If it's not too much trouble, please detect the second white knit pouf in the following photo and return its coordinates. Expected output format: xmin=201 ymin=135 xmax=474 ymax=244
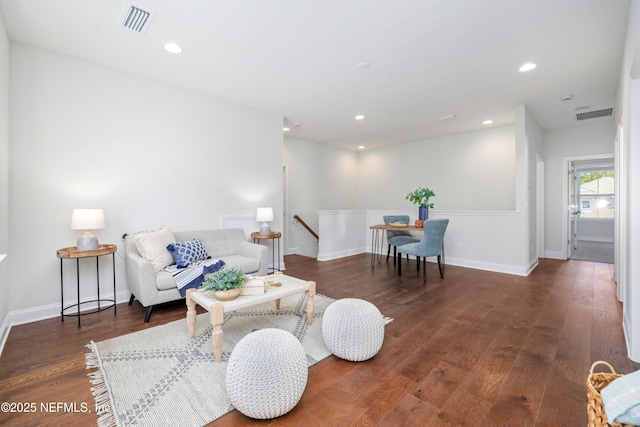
xmin=322 ymin=298 xmax=385 ymax=361
xmin=226 ymin=328 xmax=308 ymax=419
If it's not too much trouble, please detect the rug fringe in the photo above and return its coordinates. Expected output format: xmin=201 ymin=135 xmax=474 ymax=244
xmin=85 ymin=341 xmax=117 ymax=427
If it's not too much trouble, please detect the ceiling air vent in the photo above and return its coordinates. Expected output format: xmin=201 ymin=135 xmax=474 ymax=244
xmin=121 ymin=5 xmax=152 ymax=33
xmin=576 ymin=108 xmax=613 ymax=121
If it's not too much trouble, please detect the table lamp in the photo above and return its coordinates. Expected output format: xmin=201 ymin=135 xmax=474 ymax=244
xmin=256 ymin=207 xmax=273 ymax=235
xmin=71 ymin=208 xmax=105 ymax=250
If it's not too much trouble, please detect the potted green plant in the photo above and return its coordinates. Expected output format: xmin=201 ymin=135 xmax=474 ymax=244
xmin=202 ymin=267 xmax=248 ymax=301
xmin=406 ymin=187 xmax=436 ymax=220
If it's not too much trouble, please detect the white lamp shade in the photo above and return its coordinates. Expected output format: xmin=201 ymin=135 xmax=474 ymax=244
xmin=70 ymin=209 xmax=105 ymax=230
xmin=256 ymin=207 xmax=274 ymax=222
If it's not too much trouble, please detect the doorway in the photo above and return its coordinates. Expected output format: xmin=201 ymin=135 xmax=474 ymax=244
xmin=563 ymin=154 xmax=615 ymax=263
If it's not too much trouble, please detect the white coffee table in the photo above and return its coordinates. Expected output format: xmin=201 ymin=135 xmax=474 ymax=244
xmin=186 ymin=273 xmax=316 ymax=363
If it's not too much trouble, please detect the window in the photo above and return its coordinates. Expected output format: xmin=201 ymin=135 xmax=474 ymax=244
xmin=578 ymin=170 xmax=614 ymax=219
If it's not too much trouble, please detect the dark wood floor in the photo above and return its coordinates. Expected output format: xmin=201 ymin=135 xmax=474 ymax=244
xmin=0 ymin=254 xmax=637 ymax=426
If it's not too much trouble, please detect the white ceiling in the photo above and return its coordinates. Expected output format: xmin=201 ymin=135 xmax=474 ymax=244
xmin=0 ymin=0 xmax=631 ymax=151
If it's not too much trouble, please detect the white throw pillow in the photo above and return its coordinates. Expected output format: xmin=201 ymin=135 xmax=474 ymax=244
xmin=132 ymin=225 xmax=176 ymax=272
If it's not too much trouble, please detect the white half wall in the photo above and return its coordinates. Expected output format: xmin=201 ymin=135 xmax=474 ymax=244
xmin=317 ymin=209 xmax=532 ymax=276
xmin=317 ymin=210 xmax=368 ymax=261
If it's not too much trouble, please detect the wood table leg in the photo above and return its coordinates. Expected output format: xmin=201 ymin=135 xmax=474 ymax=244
xmin=210 ymin=303 xmax=224 ymax=363
xmin=186 ymin=289 xmax=197 ymax=339
xmin=306 ymin=281 xmax=316 ymax=325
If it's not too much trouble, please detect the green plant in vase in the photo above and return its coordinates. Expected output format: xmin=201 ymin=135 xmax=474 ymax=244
xmin=202 ymin=267 xmax=248 ymax=301
xmin=406 ymin=187 xmax=435 ymax=220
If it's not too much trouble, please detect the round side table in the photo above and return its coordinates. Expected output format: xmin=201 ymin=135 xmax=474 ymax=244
xmin=57 ymin=244 xmax=117 ymax=327
xmin=251 ymin=231 xmax=281 ymax=272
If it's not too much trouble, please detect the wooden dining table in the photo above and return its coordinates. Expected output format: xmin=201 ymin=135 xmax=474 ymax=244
xmin=369 ymin=224 xmax=445 ymax=270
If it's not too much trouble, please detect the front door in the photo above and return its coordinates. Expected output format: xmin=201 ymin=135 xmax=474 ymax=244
xmin=568 ymin=162 xmax=579 ymax=258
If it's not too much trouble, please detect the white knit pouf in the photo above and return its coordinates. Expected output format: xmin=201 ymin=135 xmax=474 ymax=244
xmin=226 ymin=328 xmax=308 ymax=419
xmin=322 ymin=298 xmax=385 ymax=361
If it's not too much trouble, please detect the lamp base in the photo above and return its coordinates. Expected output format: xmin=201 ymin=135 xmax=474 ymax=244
xmin=77 ymin=235 xmax=99 ymax=251
xmin=260 ymin=224 xmax=271 ymax=236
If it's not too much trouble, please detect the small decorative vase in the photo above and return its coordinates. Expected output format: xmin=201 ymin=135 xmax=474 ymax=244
xmin=418 ymin=205 xmax=429 ymax=220
xmin=415 ymin=219 xmax=424 ymax=228
xmin=213 ymin=288 xmax=242 ymax=301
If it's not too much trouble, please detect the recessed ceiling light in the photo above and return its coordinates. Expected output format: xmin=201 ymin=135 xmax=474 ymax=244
xmin=358 ymin=145 xmax=365 ymax=150
xmin=483 ymin=120 xmax=493 ymax=125
xmin=440 ymin=114 xmax=456 ymax=121
xmin=283 ymin=127 xmax=290 ymax=132
xmin=164 ymin=42 xmax=182 ymax=54
xmin=357 ymin=62 xmax=370 ymax=70
xmin=560 ymin=95 xmax=574 ymax=101
xmin=355 ymin=115 xmax=365 ymax=120
xmin=519 ymin=63 xmax=536 ymax=72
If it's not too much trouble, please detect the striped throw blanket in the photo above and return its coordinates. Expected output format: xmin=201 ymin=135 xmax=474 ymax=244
xmin=165 ymin=258 xmax=225 ymax=296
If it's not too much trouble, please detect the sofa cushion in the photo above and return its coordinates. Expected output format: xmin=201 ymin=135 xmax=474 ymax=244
xmin=132 ymin=225 xmax=176 ymax=273
xmin=167 ymin=238 xmax=210 ymax=268
xmin=183 ymin=229 xmax=246 ymax=258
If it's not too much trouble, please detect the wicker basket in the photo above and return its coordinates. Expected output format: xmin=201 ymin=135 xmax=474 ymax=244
xmin=587 ymin=361 xmax=634 ymax=427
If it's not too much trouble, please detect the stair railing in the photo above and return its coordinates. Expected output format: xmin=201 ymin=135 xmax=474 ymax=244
xmin=293 ymin=215 xmax=319 ymax=241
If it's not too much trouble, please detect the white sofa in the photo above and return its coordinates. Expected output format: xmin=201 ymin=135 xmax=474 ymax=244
xmin=125 ymin=226 xmax=268 ymax=322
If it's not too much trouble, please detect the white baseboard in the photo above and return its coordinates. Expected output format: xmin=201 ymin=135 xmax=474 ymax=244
xmin=317 ymin=247 xmax=367 ymax=261
xmin=398 ymin=254 xmax=531 ymax=277
xmin=0 ymin=291 xmax=131 ymax=357
xmin=269 ymin=261 xmax=286 ymax=272
xmin=443 ymin=256 xmax=530 ymax=276
xmin=526 ymin=258 xmax=539 ymax=276
xmin=544 ymin=250 xmax=565 ymax=260
xmin=623 ymin=312 xmax=639 ymax=362
xmin=317 ymin=249 xmax=531 ymax=277
xmin=0 ymin=313 xmax=11 ymax=358
xmin=9 ymin=290 xmax=132 ymax=327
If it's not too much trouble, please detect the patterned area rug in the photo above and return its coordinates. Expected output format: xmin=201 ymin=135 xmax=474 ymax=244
xmin=86 ymin=293 xmax=341 ymax=427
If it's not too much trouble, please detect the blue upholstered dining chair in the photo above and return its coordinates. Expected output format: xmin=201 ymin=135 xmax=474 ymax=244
xmin=383 ymin=215 xmax=419 ymax=266
xmin=397 ymin=218 xmax=449 ymax=283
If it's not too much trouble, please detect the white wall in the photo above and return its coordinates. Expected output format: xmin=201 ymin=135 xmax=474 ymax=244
xmin=357 ymin=125 xmax=516 ymax=211
xmin=542 ymin=120 xmax=615 ymax=258
xmin=616 ymin=0 xmax=640 ymax=362
xmin=0 ymin=10 xmax=11 ymax=352
xmin=520 ymin=105 xmax=545 ymax=268
xmin=7 ymin=43 xmax=283 ymax=324
xmin=283 ymin=137 xmax=358 ymax=258
xmin=626 ymin=78 xmax=640 ymax=362
xmin=577 ymin=218 xmax=614 ymax=242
